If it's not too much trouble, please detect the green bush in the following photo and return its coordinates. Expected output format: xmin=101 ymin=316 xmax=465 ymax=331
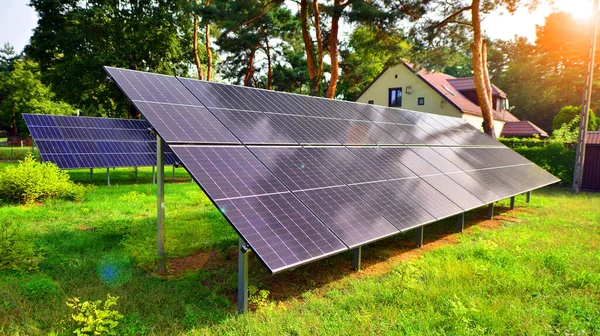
xmin=0 ymin=223 xmax=42 ymax=272
xmin=66 ymin=294 xmax=124 ymax=336
xmin=0 ymin=154 xmax=85 ymax=204
xmin=21 ymin=275 xmax=60 ymax=300
xmin=552 ymin=105 xmax=598 ymax=132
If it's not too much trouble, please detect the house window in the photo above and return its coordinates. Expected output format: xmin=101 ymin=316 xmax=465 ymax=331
xmin=388 ymin=88 xmax=402 ymax=107
xmin=368 ymin=100 xmax=374 ymax=105
xmin=418 ymin=97 xmax=425 ymax=105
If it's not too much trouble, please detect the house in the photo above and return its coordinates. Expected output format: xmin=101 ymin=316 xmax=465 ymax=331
xmin=355 ymin=61 xmax=520 ymax=138
xmin=501 ymin=121 xmax=549 ymax=138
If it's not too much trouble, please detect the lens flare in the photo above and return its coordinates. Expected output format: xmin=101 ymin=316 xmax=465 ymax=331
xmin=97 ymin=252 xmax=133 ymax=286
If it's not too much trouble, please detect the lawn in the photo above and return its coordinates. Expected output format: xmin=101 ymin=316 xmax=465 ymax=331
xmin=0 ymin=160 xmax=598 ymax=335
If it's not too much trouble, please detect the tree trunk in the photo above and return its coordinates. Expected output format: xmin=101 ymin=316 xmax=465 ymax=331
xmin=244 ymin=48 xmax=256 ymax=86
xmin=205 ymin=24 xmax=212 ymax=81
xmin=313 ymin=0 xmax=324 ymax=94
xmin=470 ymin=0 xmax=495 ymax=138
xmin=325 ymin=0 xmax=342 ymax=98
xmin=266 ymin=40 xmax=273 ymax=90
xmin=192 ymin=0 xmax=203 ymax=80
xmin=205 ymin=0 xmax=212 ymax=81
xmin=300 ymin=0 xmax=320 ymax=96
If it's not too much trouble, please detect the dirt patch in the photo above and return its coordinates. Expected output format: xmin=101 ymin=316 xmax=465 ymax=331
xmin=160 ymin=209 xmax=520 ymax=309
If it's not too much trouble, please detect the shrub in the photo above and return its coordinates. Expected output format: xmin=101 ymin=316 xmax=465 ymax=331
xmin=0 ymin=154 xmax=85 ymax=204
xmin=0 ymin=222 xmax=42 ymax=272
xmin=553 ymin=105 xmax=597 ymax=132
xmin=21 ymin=275 xmax=59 ymax=300
xmin=66 ymin=294 xmax=123 ymax=336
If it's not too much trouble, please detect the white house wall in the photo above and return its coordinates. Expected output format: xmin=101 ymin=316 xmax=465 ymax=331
xmin=356 ymin=65 xmax=463 ymax=118
xmin=462 ymin=113 xmax=506 ymax=138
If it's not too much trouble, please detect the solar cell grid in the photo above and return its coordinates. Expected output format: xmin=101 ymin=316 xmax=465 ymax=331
xmin=106 ymin=67 xmax=202 ymax=106
xmin=294 ymin=186 xmax=399 ymax=248
xmin=349 ymin=181 xmax=437 ymax=231
xmin=347 ymin=147 xmax=417 ymax=180
xmin=249 ymin=147 xmax=343 ymax=190
xmin=35 ymin=140 xmax=70 ymax=154
xmin=390 ymin=178 xmax=463 ymax=220
xmin=41 ymin=154 xmax=78 ymax=168
xmin=132 ymin=101 xmax=239 ymax=144
xmin=172 ymin=146 xmax=288 ymax=200
xmin=444 ymin=171 xmax=502 ymax=204
xmin=466 ymin=169 xmax=516 ymax=198
xmin=266 ymin=114 xmax=343 ymax=145
xmin=420 ymin=174 xmax=485 ymax=211
xmin=216 ymin=192 xmax=347 ymax=273
xmin=304 ymin=147 xmax=390 ymax=184
xmin=418 ymin=126 xmax=460 ymax=145
xmin=387 ymin=147 xmax=442 ymax=176
xmin=30 ymin=126 xmax=63 ymax=139
xmin=410 ymin=147 xmax=462 ymax=173
xmin=209 ymin=109 xmax=297 ymax=145
xmin=372 ymin=123 xmax=426 ymax=145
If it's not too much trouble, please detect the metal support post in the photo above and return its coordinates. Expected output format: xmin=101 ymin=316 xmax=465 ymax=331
xmin=415 ymin=226 xmax=424 ymax=248
xmin=457 ymin=213 xmax=465 ymax=232
xmin=238 ymin=238 xmax=249 ymax=314
xmin=510 ymin=196 xmax=515 ymax=210
xmin=526 ymin=191 xmax=531 ymax=203
xmin=172 ymin=165 xmax=175 ymax=182
xmin=106 ymin=168 xmax=110 ymax=186
xmin=134 ymin=167 xmax=138 ymax=182
xmin=90 ymin=168 xmax=93 ymax=184
xmin=152 ymin=166 xmax=156 ymax=185
xmin=352 ymin=247 xmax=362 ymax=271
xmin=157 ymin=136 xmax=165 ymax=274
xmin=487 ymin=203 xmax=494 ymax=219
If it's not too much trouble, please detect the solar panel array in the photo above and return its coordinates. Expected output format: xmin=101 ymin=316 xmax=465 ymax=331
xmin=23 ymin=114 xmax=176 ymax=169
xmin=105 ymin=66 xmax=559 ymax=274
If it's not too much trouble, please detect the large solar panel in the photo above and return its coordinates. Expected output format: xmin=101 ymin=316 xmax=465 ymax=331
xmin=23 ymin=114 xmax=176 ymax=169
xmin=106 ymin=66 xmax=560 ymax=274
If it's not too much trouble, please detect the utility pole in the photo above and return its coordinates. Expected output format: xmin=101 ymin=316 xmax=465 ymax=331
xmin=573 ymin=0 xmax=599 ymax=193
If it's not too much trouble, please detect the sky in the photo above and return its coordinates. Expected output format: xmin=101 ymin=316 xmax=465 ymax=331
xmin=0 ymin=0 xmax=596 ymax=54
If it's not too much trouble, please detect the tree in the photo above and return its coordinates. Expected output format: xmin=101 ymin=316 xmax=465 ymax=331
xmin=207 ymin=0 xmax=298 ymax=88
xmin=337 ymin=25 xmax=410 ymax=101
xmin=417 ymin=0 xmax=542 ymax=138
xmin=300 ymin=0 xmax=422 ymax=97
xmin=553 ymin=105 xmax=598 ymax=132
xmin=26 ymin=0 xmax=193 ymax=118
xmin=0 ymin=60 xmax=76 ymax=136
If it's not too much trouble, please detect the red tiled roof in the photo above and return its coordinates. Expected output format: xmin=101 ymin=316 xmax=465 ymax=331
xmin=501 ymin=121 xmax=549 ymax=138
xmin=446 ymin=78 xmax=507 ymax=98
xmin=411 ymin=65 xmax=519 ymax=122
xmin=587 ymin=131 xmax=600 ymax=144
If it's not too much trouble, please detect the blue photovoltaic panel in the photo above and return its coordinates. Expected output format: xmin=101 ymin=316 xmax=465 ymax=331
xmin=105 ymin=66 xmax=560 ymax=274
xmin=209 ymin=109 xmax=298 ymax=145
xmin=249 ymin=147 xmax=344 ymax=190
xmin=349 ymin=181 xmax=437 ymax=231
xmin=216 ymin=192 xmax=347 ymax=273
xmin=294 ymin=186 xmax=399 ymax=248
xmin=24 ymin=114 xmax=177 ymax=169
xmin=171 ymin=146 xmax=288 ymax=200
xmin=390 ymin=178 xmax=463 ymax=220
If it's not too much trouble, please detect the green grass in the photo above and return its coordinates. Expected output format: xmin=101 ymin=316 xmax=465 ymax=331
xmin=0 ymin=161 xmax=598 ymax=335
xmin=0 ymin=138 xmax=7 ymax=143
xmin=0 ymin=146 xmax=39 ymax=160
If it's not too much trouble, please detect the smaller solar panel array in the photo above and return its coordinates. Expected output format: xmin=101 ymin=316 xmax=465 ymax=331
xmin=23 ymin=114 xmax=176 ymax=169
